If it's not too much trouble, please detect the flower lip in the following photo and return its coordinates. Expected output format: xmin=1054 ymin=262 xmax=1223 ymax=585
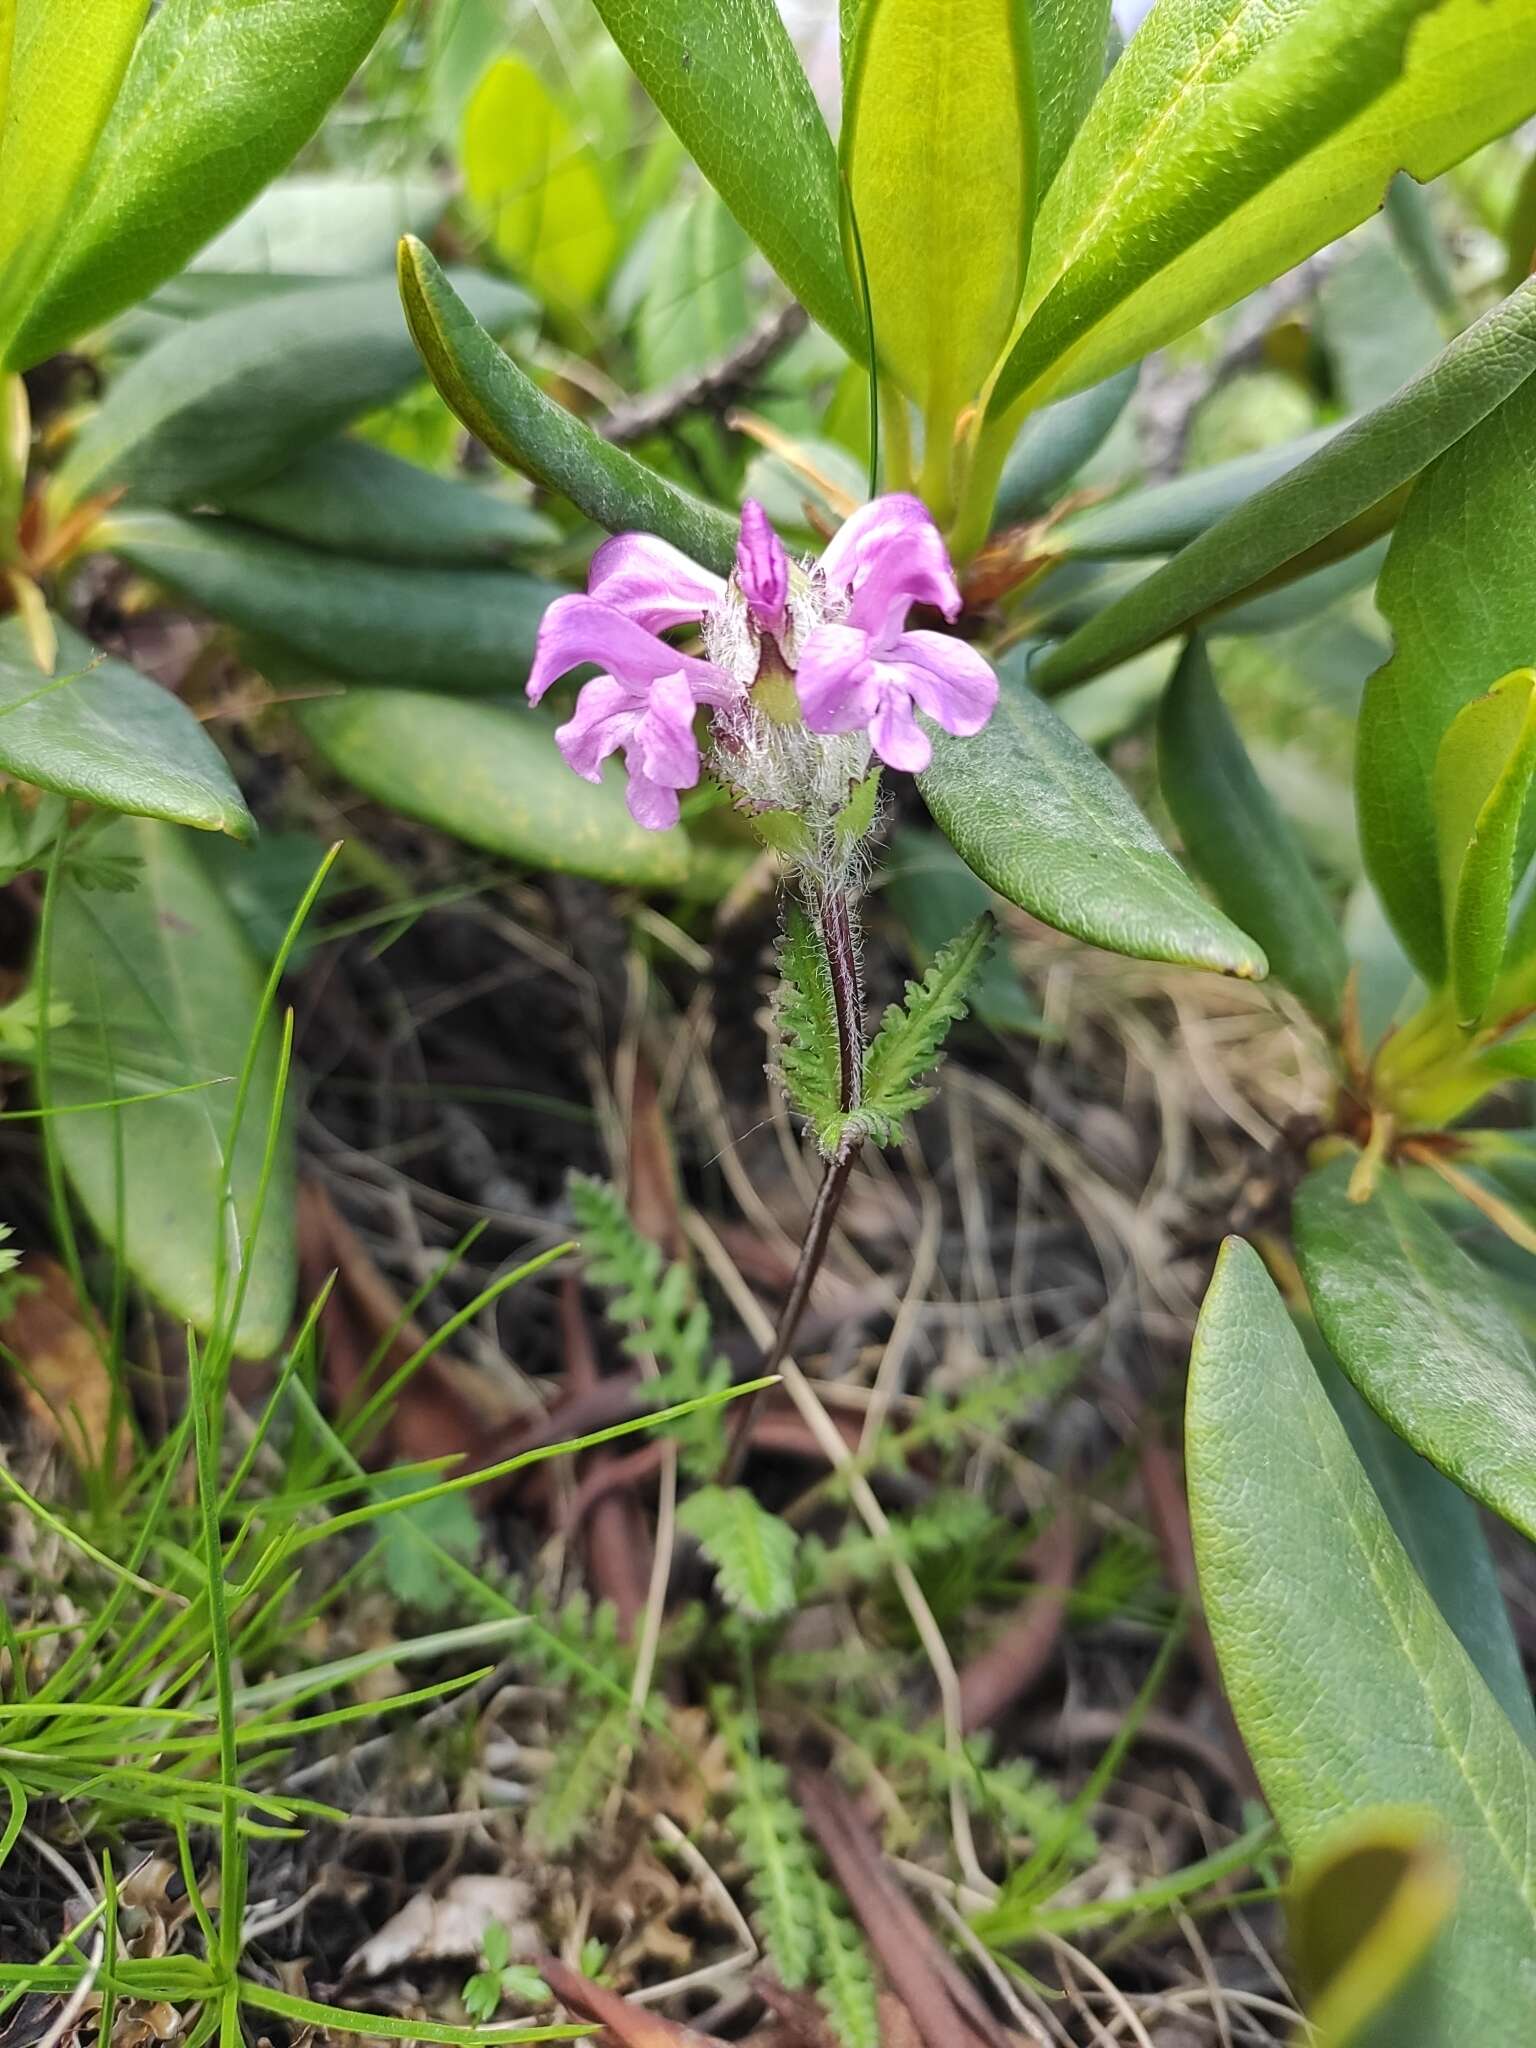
xmin=587 ymin=531 xmax=726 ymax=634
xmin=528 ymin=592 xmax=736 ymax=707
xmin=735 ymin=499 xmax=790 ymax=636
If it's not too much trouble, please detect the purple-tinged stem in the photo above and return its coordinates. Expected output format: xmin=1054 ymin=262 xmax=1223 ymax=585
xmin=720 ymin=883 xmax=866 ymax=1483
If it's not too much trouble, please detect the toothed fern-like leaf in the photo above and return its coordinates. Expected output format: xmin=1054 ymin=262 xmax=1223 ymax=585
xmin=679 ymin=1485 xmax=799 ymax=1621
xmin=857 ymin=913 xmax=992 ymax=1146
xmin=808 ymin=1873 xmax=881 ymax=2048
xmin=773 ymin=903 xmax=845 ymax=1152
xmin=721 ymin=1713 xmax=821 ymax=1987
xmin=528 ymin=1699 xmax=631 ymax=1853
xmin=568 ymin=1173 xmax=730 ymax=1473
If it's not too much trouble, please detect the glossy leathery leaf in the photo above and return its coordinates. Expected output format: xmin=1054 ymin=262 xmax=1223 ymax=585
xmin=992 ymin=365 xmax=1138 ymax=525
xmin=55 ymin=270 xmax=530 ymax=513
xmin=1358 ymin=371 xmax=1536 ymax=984
xmin=0 ymin=616 xmax=250 ymax=839
xmin=1316 ymin=234 xmax=1446 ymax=414
xmin=1316 ymin=1338 xmax=1536 ymax=1748
xmin=102 ymin=511 xmax=559 ymax=693
xmin=843 ymin=0 xmax=1033 ymax=437
xmin=296 ymin=689 xmax=688 ymax=890
xmin=1158 ymin=639 xmax=1345 ymax=1025
xmin=193 ymin=173 xmax=444 ymax=278
xmin=588 ymin=0 xmax=862 ymax=357
xmin=1052 ymin=425 xmax=1342 ymax=559
xmin=918 ymin=654 xmax=1266 ymax=978
xmin=1294 ymin=1156 xmax=1536 ymax=1545
xmin=1029 ymin=0 xmax=1113 ymax=196
xmin=462 ymin=56 xmax=618 ymax=309
xmin=0 ymin=0 xmax=146 ymax=363
xmin=1188 ymin=1238 xmax=1536 ymax=2035
xmin=993 ymin=0 xmax=1536 ymax=417
xmin=49 ymin=817 xmax=295 ymax=1357
xmin=398 ymin=237 xmax=740 ymax=575
xmin=1035 ymin=279 xmax=1536 ymax=691
xmin=217 ymin=439 xmax=558 ymax=565
xmin=636 ymin=189 xmax=751 ymax=389
xmin=10 ymin=0 xmax=396 ymax=372
xmin=1290 ymin=1815 xmax=1459 ymax=2047
xmin=1432 ymin=669 xmax=1536 ymax=1025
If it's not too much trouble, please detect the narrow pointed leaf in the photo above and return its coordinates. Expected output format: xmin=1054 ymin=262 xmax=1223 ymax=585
xmin=843 ymin=0 xmax=1034 ymax=429
xmin=49 ymin=817 xmax=295 ymax=1357
xmin=0 ymin=615 xmax=251 ymax=839
xmin=102 ymin=510 xmax=559 ymax=693
xmin=1358 ymin=370 xmax=1536 ymax=984
xmin=0 ymin=0 xmax=147 ymax=362
xmin=918 ymin=655 xmax=1266 ymax=977
xmin=296 ymin=689 xmax=689 ymax=890
xmin=8 ymin=0 xmax=396 ymax=371
xmin=1158 ymin=638 xmax=1345 ymax=1024
xmin=1187 ymin=1237 xmax=1536 ymax=2038
xmin=1035 ymin=279 xmax=1536 ymax=691
xmin=588 ymin=0 xmax=862 ymax=356
xmin=398 ymin=237 xmax=740 ymax=576
xmin=55 ymin=270 xmax=530 ymax=512
xmin=1294 ymin=1155 xmax=1536 ymax=1544
xmin=1433 ymin=669 xmax=1536 ymax=1025
xmin=994 ymin=0 xmax=1536 ymax=417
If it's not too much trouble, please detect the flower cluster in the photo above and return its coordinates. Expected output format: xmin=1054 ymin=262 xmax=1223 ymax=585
xmin=527 ymin=493 xmax=997 ymax=836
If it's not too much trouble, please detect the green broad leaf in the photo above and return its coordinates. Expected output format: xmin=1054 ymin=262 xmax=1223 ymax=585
xmin=216 ymin=438 xmax=558 ymax=566
xmin=1358 ymin=369 xmax=1536 ymax=985
xmin=191 ymin=173 xmax=445 ymax=278
xmin=462 ymin=56 xmax=618 ymax=310
xmin=7 ymin=0 xmax=397 ymax=372
xmin=1187 ymin=1238 xmax=1536 ymax=2036
xmin=993 ymin=0 xmax=1536 ymax=418
xmin=1158 ymin=638 xmax=1346 ymax=1026
xmin=992 ymin=365 xmax=1138 ymax=525
xmin=1315 ymin=1337 xmax=1536 ymax=1749
xmin=1034 ymin=278 xmax=1536 ymax=692
xmin=1316 ymin=234 xmax=1447 ymax=415
xmin=635 ymin=189 xmax=751 ymax=390
xmin=1432 ymin=669 xmax=1536 ymax=1026
xmin=858 ymin=912 xmax=992 ymax=1146
xmin=398 ymin=237 xmax=740 ymax=576
xmin=53 ymin=269 xmax=531 ymax=514
xmin=1294 ymin=1155 xmax=1536 ymax=1546
xmin=0 ymin=0 xmax=147 ymax=364
xmin=101 ymin=510 xmax=558 ymax=693
xmin=677 ymin=1486 xmax=799 ymax=1622
xmin=0 ymin=615 xmax=250 ymax=840
xmin=295 ymin=688 xmax=688 ymax=890
xmin=1290 ymin=1815 xmax=1460 ymax=2048
xmin=1029 ymin=0 xmax=1113 ymax=196
xmin=588 ymin=0 xmax=862 ymax=357
xmin=1050 ymin=424 xmax=1342 ymax=560
xmin=917 ymin=657 xmax=1267 ymax=978
xmin=843 ymin=0 xmax=1034 ymax=441
xmin=48 ymin=817 xmax=296 ymax=1357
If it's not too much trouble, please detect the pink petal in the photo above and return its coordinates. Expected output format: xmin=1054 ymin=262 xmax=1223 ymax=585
xmin=817 ymin=493 xmax=962 ymax=646
xmin=795 ymin=622 xmax=879 ymax=734
xmin=622 ymin=764 xmax=683 ymax=831
xmin=528 ymin=594 xmax=733 ymax=706
xmin=554 ymin=674 xmax=640 ymax=782
xmin=888 ymin=631 xmax=998 ymax=736
xmin=588 ymin=531 xmax=725 ymax=632
xmin=635 ymin=671 xmax=701 ymax=790
xmin=736 ymin=499 xmax=789 ymax=633
xmin=868 ymin=687 xmax=932 ymax=773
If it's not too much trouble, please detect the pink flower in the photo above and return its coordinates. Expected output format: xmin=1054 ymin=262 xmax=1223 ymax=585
xmin=797 ymin=495 xmax=996 ymax=773
xmin=527 ymin=494 xmax=996 ymax=829
xmin=528 ymin=589 xmax=736 ymax=830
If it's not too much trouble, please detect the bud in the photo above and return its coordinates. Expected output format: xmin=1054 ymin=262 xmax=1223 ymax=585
xmin=735 ymin=498 xmax=790 ymax=637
